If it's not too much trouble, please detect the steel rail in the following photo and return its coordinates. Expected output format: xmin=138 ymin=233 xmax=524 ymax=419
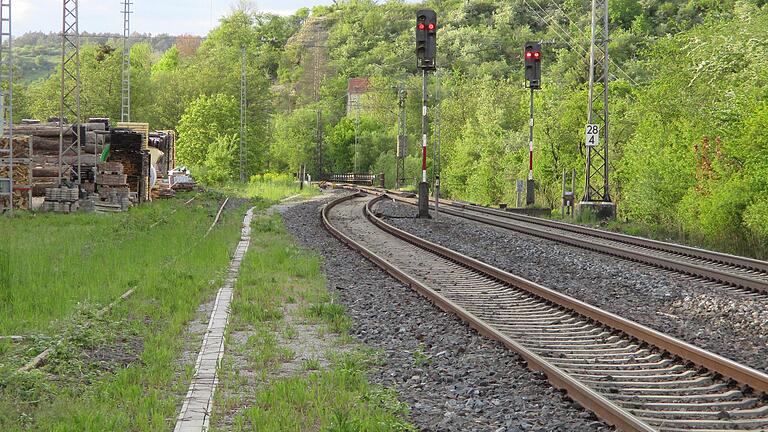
xmin=322 ymin=192 xmax=656 ymax=432
xmin=352 ymin=185 xmax=768 ymax=294
xmin=322 ymin=191 xmax=768 ymax=432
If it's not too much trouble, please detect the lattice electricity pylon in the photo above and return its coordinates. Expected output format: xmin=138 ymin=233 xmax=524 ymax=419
xmin=121 ymin=0 xmax=132 ymax=122
xmin=583 ymin=0 xmax=611 ymax=203
xmin=0 ymin=0 xmax=13 ymax=213
xmin=58 ymin=0 xmax=81 ymax=184
xmin=239 ymin=47 xmax=247 ymax=182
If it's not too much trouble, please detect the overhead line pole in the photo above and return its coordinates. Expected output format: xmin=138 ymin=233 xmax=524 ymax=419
xmin=59 ymin=0 xmax=81 ymax=185
xmin=581 ymin=0 xmax=615 ymax=218
xmin=0 ymin=0 xmax=13 ymax=213
xmin=239 ymin=46 xmax=247 ymax=182
xmin=120 ymin=0 xmax=132 ymax=122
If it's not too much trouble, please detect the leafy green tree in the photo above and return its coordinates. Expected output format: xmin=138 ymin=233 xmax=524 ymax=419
xmin=176 ymin=93 xmax=239 ymax=170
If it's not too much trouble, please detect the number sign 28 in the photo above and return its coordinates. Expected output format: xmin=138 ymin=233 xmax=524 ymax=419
xmin=585 ymin=124 xmax=600 ymax=147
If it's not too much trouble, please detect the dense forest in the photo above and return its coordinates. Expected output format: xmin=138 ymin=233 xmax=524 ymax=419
xmin=15 ymin=0 xmax=768 ymax=254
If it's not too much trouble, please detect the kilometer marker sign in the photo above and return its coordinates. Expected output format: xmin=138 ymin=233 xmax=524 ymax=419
xmin=585 ymin=124 xmax=600 ymax=147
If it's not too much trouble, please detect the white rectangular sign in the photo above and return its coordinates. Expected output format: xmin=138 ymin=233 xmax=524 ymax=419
xmin=585 ymin=124 xmax=600 ymax=147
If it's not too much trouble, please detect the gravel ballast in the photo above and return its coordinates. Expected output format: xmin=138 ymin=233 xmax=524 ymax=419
xmin=279 ymin=192 xmax=614 ymax=432
xmin=377 ymin=200 xmax=768 ymax=373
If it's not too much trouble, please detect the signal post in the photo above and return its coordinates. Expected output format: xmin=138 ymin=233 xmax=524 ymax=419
xmin=524 ymin=42 xmax=542 ymax=206
xmin=416 ymin=9 xmax=436 ymax=219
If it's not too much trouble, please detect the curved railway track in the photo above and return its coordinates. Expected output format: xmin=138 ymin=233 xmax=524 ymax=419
xmin=346 ymin=185 xmax=768 ymax=296
xmin=323 ymin=191 xmax=768 ymax=432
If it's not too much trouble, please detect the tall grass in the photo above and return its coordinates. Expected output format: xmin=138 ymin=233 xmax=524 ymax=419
xmin=0 ymin=184 xmax=311 ymax=431
xmin=212 ymin=213 xmax=413 ymax=431
xmin=217 ymin=173 xmax=319 ymax=202
xmin=0 ymin=196 xmax=229 ymax=334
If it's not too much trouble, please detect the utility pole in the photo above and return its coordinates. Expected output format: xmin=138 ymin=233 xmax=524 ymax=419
xmin=396 ymin=84 xmax=406 ymax=189
xmin=239 ymin=46 xmax=247 ymax=182
xmin=120 ymin=0 xmax=132 ymax=122
xmin=415 ymin=9 xmax=436 ymax=219
xmin=312 ymin=27 xmax=323 ymax=179
xmin=0 ymin=0 xmax=13 ymax=214
xmin=59 ymin=0 xmax=81 ymax=185
xmin=581 ymin=0 xmax=615 ymax=218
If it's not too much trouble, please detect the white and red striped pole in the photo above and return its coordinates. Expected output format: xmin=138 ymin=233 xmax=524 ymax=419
xmin=418 ymin=69 xmax=430 ymax=218
xmin=526 ymin=87 xmax=535 ymax=205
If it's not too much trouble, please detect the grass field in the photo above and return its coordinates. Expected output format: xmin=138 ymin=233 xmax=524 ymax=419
xmin=211 ymin=213 xmax=414 ymax=431
xmin=0 ymin=180 xmax=314 ymax=431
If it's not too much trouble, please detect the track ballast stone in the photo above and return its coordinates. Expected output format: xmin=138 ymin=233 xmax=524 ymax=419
xmin=377 ymin=200 xmax=768 ymax=373
xmin=278 ymin=191 xmax=614 ymax=432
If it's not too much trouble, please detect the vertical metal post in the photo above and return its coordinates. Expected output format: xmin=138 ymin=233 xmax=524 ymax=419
xmin=0 ymin=0 xmax=12 ymax=213
xmin=526 ymin=87 xmax=535 ymax=206
xmin=582 ymin=0 xmax=613 ymax=212
xmin=316 ymin=109 xmax=322 ymax=179
xmin=59 ymin=0 xmax=81 ymax=185
xmin=561 ymin=169 xmax=566 ymax=218
xmin=120 ymin=0 xmax=131 ymax=122
xmin=434 ymin=72 xmax=441 ymax=219
xmin=354 ymin=103 xmax=359 ymax=173
xmin=418 ymin=69 xmax=429 ymax=218
xmin=239 ymin=47 xmax=247 ymax=182
xmin=396 ymin=84 xmax=406 ymax=189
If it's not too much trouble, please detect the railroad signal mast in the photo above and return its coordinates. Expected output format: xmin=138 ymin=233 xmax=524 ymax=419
xmin=415 ymin=9 xmax=436 ymax=219
xmin=580 ymin=0 xmax=616 ymax=218
xmin=524 ymin=42 xmax=542 ymax=206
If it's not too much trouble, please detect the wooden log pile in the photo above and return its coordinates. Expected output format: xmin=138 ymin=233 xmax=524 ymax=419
xmin=14 ymin=122 xmax=107 ymax=196
xmin=0 ymin=136 xmax=32 ymax=210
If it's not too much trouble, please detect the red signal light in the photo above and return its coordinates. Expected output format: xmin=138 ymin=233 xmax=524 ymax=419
xmin=427 ymin=22 xmax=435 ymax=31
xmin=533 ymin=51 xmax=541 ymax=59
xmin=525 ymin=51 xmax=532 ymax=59
xmin=417 ymin=23 xmax=425 ymax=30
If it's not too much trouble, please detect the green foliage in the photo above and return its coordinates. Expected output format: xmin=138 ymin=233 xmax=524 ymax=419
xmin=14 ymin=0 xmax=768 ymax=254
xmin=176 ymin=93 xmax=239 ymax=170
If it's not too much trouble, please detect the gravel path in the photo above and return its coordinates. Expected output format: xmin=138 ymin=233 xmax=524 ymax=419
xmin=279 ymin=191 xmax=614 ymax=432
xmin=377 ymin=200 xmax=768 ymax=373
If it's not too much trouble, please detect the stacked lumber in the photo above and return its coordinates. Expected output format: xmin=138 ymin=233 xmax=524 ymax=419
xmin=14 ymin=122 xmax=107 ymax=196
xmin=41 ymin=187 xmax=80 ymax=213
xmin=115 ymin=122 xmax=149 ymax=150
xmin=0 ymin=136 xmax=32 ymax=158
xmin=0 ymin=136 xmax=32 ymax=210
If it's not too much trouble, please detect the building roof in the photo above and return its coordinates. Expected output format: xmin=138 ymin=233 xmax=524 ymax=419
xmin=347 ymin=77 xmax=370 ymax=94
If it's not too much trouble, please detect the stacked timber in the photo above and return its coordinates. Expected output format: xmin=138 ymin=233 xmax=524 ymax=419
xmin=0 ymin=136 xmax=33 ymax=210
xmin=14 ymin=122 xmax=107 ymax=196
xmin=108 ymin=129 xmax=150 ymax=204
xmin=41 ymin=187 xmax=80 ymax=213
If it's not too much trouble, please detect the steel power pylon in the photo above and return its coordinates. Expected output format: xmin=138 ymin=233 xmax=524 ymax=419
xmin=58 ymin=0 xmax=81 ymax=184
xmin=239 ymin=47 xmax=247 ymax=182
xmin=581 ymin=0 xmax=615 ymax=218
xmin=120 ymin=0 xmax=132 ymax=122
xmin=0 ymin=0 xmax=13 ymax=213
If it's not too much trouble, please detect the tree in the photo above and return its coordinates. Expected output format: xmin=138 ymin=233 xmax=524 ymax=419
xmin=176 ymin=93 xmax=239 ymax=170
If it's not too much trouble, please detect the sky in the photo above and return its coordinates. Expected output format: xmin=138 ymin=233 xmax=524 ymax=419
xmin=15 ymin=0 xmax=332 ymax=36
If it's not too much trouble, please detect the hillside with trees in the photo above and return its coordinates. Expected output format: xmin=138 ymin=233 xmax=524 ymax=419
xmin=17 ymin=0 xmax=768 ymax=255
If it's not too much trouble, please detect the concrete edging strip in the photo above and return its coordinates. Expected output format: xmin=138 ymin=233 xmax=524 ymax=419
xmin=173 ymin=206 xmax=256 ymax=432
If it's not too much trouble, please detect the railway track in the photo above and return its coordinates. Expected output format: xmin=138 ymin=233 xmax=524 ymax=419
xmin=348 ymin=186 xmax=768 ymax=296
xmin=323 ymin=192 xmax=768 ymax=432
